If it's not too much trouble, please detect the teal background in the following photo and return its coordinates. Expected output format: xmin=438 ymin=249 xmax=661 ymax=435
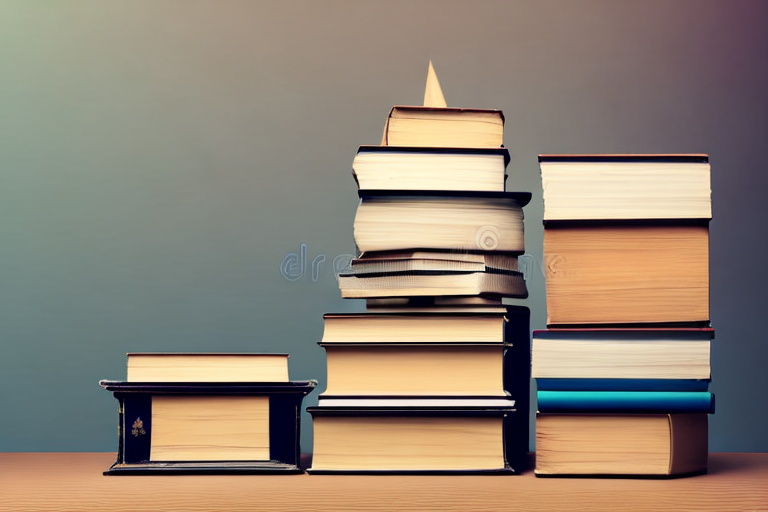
xmin=1 ymin=0 xmax=766 ymax=452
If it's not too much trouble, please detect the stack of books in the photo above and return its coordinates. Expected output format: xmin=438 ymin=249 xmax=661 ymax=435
xmin=308 ymin=63 xmax=532 ymax=474
xmin=100 ymin=353 xmax=317 ymax=474
xmin=533 ymin=154 xmax=713 ymax=477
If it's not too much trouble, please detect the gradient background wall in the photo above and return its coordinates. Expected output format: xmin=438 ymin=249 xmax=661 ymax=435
xmin=1 ymin=0 xmax=766 ymax=453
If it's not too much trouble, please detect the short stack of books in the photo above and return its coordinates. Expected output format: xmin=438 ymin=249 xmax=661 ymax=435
xmin=100 ymin=353 xmax=316 ymax=474
xmin=308 ymin=63 xmax=532 ymax=474
xmin=533 ymin=154 xmax=713 ymax=477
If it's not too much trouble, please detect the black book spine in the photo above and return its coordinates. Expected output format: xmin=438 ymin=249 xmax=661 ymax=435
xmin=117 ymin=392 xmax=153 ymax=464
xmin=503 ymin=306 xmax=531 ymax=470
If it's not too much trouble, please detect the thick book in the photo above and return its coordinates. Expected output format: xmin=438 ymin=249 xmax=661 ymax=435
xmin=320 ymin=343 xmax=509 ymax=397
xmin=125 ymin=353 xmax=290 ymax=383
xmin=536 ymin=390 xmax=715 ymax=413
xmin=382 ymin=106 xmax=505 ymax=148
xmin=307 ymin=398 xmax=519 ymax=474
xmin=535 ymin=413 xmax=708 ymax=476
xmin=539 ymin=154 xmax=711 ymax=220
xmin=543 ymin=222 xmax=709 ymax=325
xmin=99 ymin=380 xmax=317 ymax=474
xmin=354 ymin=190 xmax=530 ymax=254
xmin=352 ymin=146 xmax=510 ymax=192
xmin=532 ymin=328 xmax=712 ymax=380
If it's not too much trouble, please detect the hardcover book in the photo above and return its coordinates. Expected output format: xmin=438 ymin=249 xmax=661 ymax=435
xmin=532 ymin=328 xmax=712 ymax=380
xmin=539 ymin=154 xmax=711 ymax=221
xmin=382 ymin=105 xmax=505 ymax=148
xmin=535 ymin=413 xmax=708 ymax=476
xmin=308 ymin=399 xmax=520 ymax=474
xmin=353 ymin=146 xmax=510 ymax=192
xmin=100 ymin=380 xmax=317 ymax=474
xmin=126 ymin=353 xmax=290 ymax=382
xmin=543 ymin=222 xmax=709 ymax=325
xmin=354 ymin=190 xmax=530 ymax=254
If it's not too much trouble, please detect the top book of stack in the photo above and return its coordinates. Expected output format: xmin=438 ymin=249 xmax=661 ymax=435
xmin=381 ymin=63 xmax=504 ymax=149
xmin=382 ymin=106 xmax=505 ymax=148
xmin=540 ymin=154 xmax=711 ymax=221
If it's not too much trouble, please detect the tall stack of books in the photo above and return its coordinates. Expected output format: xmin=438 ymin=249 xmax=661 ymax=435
xmin=533 ymin=154 xmax=713 ymax=476
xmin=308 ymin=63 xmax=532 ymax=474
xmin=100 ymin=353 xmax=316 ymax=474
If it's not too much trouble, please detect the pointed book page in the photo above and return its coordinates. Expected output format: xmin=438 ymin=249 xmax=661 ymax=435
xmin=423 ymin=60 xmax=447 ymax=108
xmin=380 ymin=62 xmax=504 ymax=147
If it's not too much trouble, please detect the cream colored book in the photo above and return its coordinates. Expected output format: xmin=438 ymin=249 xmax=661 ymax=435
xmin=321 ymin=344 xmax=507 ymax=396
xmin=531 ymin=329 xmax=712 ymax=380
xmin=540 ymin=154 xmax=711 ymax=220
xmin=321 ymin=310 xmax=511 ymax=344
xmin=337 ymin=269 xmax=527 ymax=299
xmin=352 ymin=146 xmax=509 ymax=192
xmin=151 ymin=396 xmax=270 ymax=461
xmin=380 ymin=62 xmax=505 ymax=148
xmin=309 ymin=403 xmax=515 ymax=473
xmin=126 ymin=353 xmax=290 ymax=382
xmin=383 ymin=106 xmax=505 ymax=148
xmin=353 ymin=191 xmax=529 ymax=254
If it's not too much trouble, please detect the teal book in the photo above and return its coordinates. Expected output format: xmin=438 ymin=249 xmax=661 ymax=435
xmin=535 ymin=378 xmax=710 ymax=392
xmin=536 ymin=390 xmax=714 ymax=413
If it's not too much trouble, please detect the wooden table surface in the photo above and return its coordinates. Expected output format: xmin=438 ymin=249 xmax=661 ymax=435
xmin=1 ymin=452 xmax=766 ymax=512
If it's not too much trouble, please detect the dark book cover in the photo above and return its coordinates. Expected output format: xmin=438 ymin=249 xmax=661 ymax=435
xmin=358 ymin=189 xmax=531 ymax=207
xmin=538 ymin=154 xmax=709 ymax=164
xmin=100 ymin=380 xmax=316 ymax=475
xmin=307 ymin=401 xmax=518 ymax=475
xmin=356 ymin=145 xmax=511 ymax=165
xmin=533 ymin=328 xmax=715 ymax=341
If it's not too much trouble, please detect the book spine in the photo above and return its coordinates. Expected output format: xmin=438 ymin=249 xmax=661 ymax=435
xmin=117 ymin=392 xmax=153 ymax=464
xmin=503 ymin=306 xmax=530 ymax=468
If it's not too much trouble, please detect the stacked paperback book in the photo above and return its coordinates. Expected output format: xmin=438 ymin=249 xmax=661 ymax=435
xmin=533 ymin=154 xmax=713 ymax=476
xmin=308 ymin=63 xmax=532 ymax=474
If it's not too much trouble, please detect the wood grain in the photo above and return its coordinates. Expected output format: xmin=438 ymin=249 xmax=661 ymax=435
xmin=1 ymin=453 xmax=766 ymax=512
